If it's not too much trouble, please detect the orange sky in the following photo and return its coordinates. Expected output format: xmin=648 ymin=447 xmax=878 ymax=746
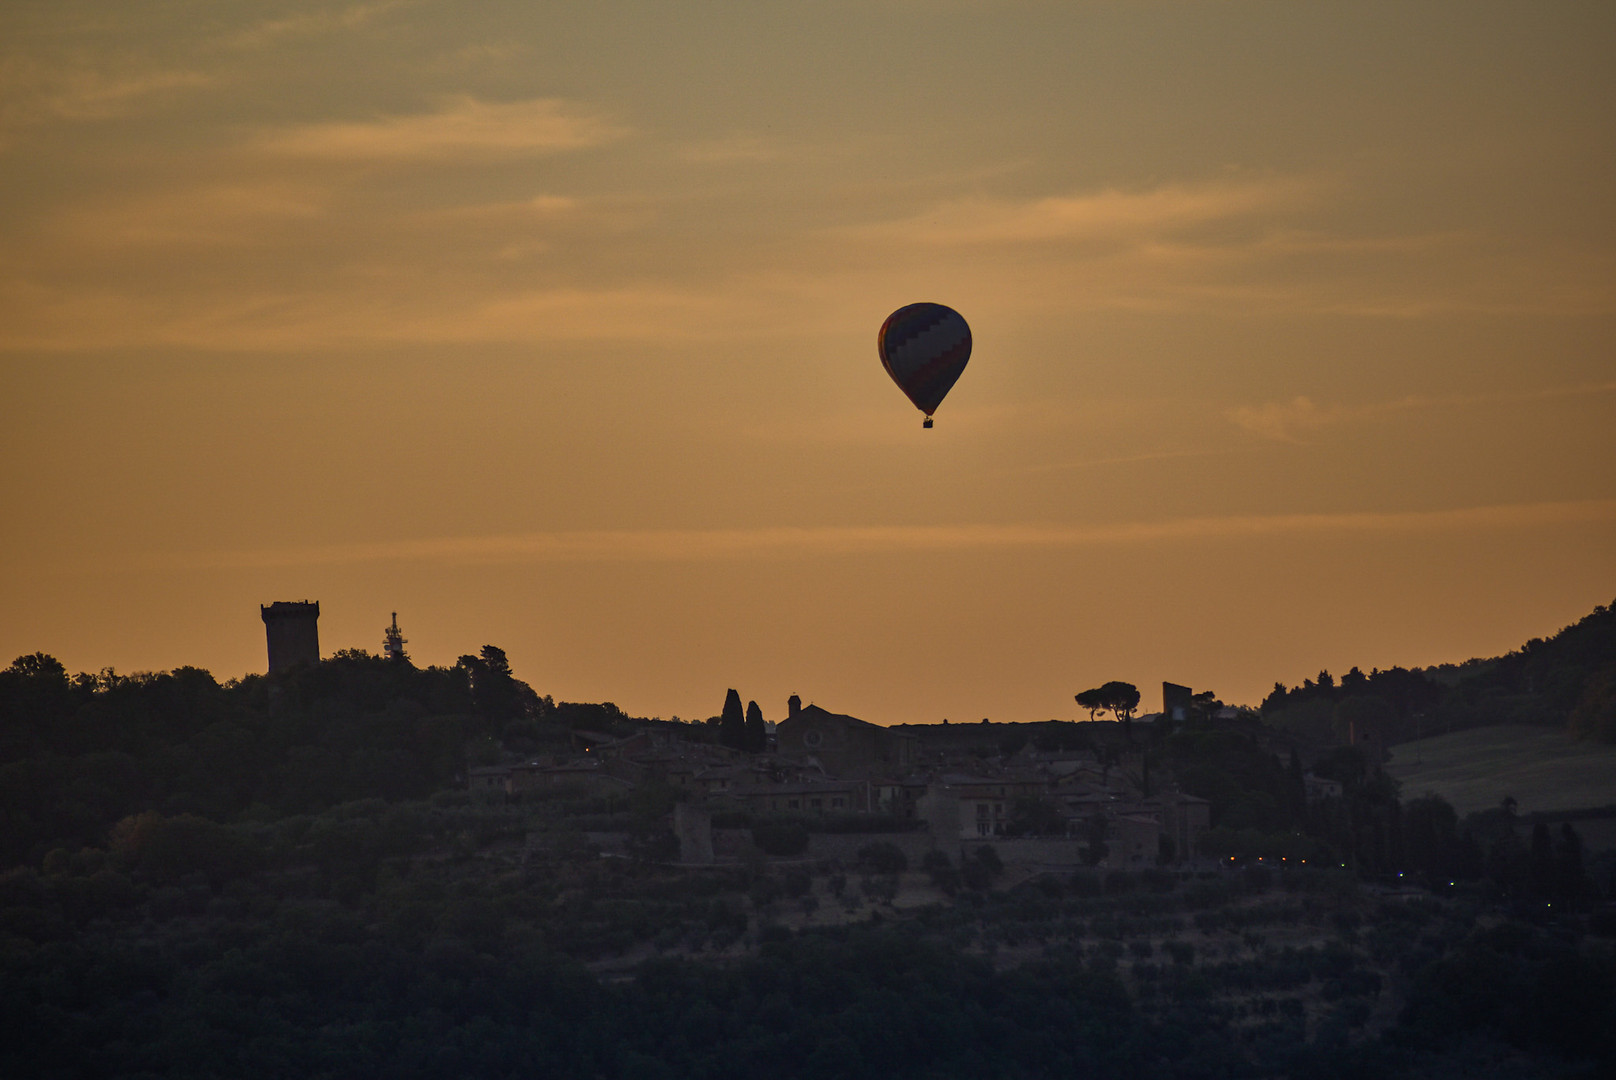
xmin=3 ymin=1 xmax=1613 ymax=723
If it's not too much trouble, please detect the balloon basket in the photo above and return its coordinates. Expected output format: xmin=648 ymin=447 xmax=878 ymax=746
xmin=923 ymin=417 xmax=933 ymax=429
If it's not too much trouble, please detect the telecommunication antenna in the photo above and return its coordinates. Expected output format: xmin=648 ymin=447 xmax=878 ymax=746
xmin=383 ymin=612 xmax=408 ymax=662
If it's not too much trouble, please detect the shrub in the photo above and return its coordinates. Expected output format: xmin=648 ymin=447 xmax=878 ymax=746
xmin=1104 ymin=870 xmax=1138 ymax=895
xmin=974 ymin=845 xmax=1003 ymax=875
xmin=861 ymin=875 xmax=899 ymax=903
xmin=960 ymin=851 xmax=1003 ymax=892
xmin=856 ymin=842 xmax=908 ymax=875
xmin=752 ymin=820 xmax=810 ymax=857
xmin=749 ymin=876 xmax=783 ymax=911
xmin=627 ymin=827 xmax=679 ymax=862
xmin=1070 ymin=870 xmax=1103 ymax=897
xmin=1138 ymin=868 xmax=1176 ymax=893
xmin=110 ymin=812 xmax=259 ymax=887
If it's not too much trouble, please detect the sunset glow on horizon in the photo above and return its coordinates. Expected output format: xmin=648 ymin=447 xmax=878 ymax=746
xmin=3 ymin=1 xmax=1613 ymax=723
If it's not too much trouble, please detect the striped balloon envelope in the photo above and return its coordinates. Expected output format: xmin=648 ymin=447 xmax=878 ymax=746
xmin=877 ymin=302 xmax=971 ymax=429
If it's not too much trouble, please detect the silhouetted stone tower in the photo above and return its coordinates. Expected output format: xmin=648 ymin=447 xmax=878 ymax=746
xmin=787 ymin=693 xmax=802 ymax=720
xmin=382 ymin=612 xmax=408 ymax=662
xmin=1162 ymin=681 xmax=1193 ymax=721
xmin=261 ymin=601 xmax=319 ymax=674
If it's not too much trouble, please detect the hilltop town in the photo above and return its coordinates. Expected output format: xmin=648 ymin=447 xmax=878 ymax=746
xmin=258 ymin=598 xmax=1292 ymax=879
xmin=471 ymin=694 xmax=1230 ymax=878
xmin=237 ymin=598 xmax=1616 ymax=888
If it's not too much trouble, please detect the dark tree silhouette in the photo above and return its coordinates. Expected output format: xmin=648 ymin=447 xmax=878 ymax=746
xmin=744 ymin=700 xmax=765 ymax=753
xmin=1556 ymin=823 xmax=1590 ymax=907
xmin=1075 ymin=687 xmax=1107 ymax=720
xmin=1530 ymin=822 xmax=1554 ymax=899
xmin=457 ymin=645 xmax=524 ymax=723
xmin=1099 ymin=681 xmax=1141 ymax=722
xmin=1075 ymin=682 xmax=1139 ymax=724
xmin=719 ymin=689 xmax=745 ymax=750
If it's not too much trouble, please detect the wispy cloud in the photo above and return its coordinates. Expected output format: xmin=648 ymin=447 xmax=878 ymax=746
xmin=852 ymin=176 xmax=1323 ymax=247
xmin=835 ymin=174 xmax=1616 ymax=319
xmin=1226 ymin=396 xmax=1331 ymax=443
xmin=229 ymin=1 xmax=405 ymax=50
xmin=134 ymin=500 xmax=1616 ymax=571
xmin=53 ymin=181 xmax=332 ymax=246
xmin=0 ymin=56 xmax=210 ymax=138
xmin=679 ymin=134 xmax=790 ymax=164
xmin=0 ymin=277 xmax=740 ymax=352
xmin=6 ymin=143 xmax=1609 ymax=354
xmin=1016 ymin=447 xmax=1238 ymax=475
xmin=256 ymin=96 xmax=627 ymax=161
xmin=1229 ymin=382 xmax=1616 ymax=442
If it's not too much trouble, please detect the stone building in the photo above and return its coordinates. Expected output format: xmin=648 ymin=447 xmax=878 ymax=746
xmin=733 ymin=779 xmax=868 ymax=815
xmin=774 ymin=703 xmax=918 ymax=779
xmin=1107 ymin=813 xmax=1162 ymax=866
xmin=1134 ymin=790 xmax=1211 ymax=863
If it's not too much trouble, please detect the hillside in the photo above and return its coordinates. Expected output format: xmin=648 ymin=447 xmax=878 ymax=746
xmin=3 ymin=627 xmax=1616 ymax=1078
xmin=1386 ymin=724 xmax=1616 ymax=818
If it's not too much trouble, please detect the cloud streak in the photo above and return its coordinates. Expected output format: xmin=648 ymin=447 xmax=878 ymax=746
xmin=255 ymin=96 xmax=626 ymax=161
xmin=1229 ymin=382 xmax=1616 ymax=442
xmin=0 ymin=57 xmax=210 ymax=139
xmin=851 ymin=176 xmax=1323 ymax=247
xmin=52 ymin=181 xmax=332 ymax=247
xmin=135 ymin=500 xmax=1616 ymax=571
xmin=229 ymin=2 xmax=405 ymax=50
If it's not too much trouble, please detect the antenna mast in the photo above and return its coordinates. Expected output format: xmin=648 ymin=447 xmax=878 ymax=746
xmin=383 ymin=612 xmax=408 ymax=662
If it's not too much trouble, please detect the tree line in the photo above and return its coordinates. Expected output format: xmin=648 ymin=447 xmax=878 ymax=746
xmin=0 ymin=647 xmax=553 ymax=868
xmin=1260 ymin=599 xmax=1616 ymax=743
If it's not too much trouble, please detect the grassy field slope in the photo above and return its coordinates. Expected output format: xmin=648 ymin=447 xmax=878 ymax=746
xmin=1386 ymin=723 xmax=1616 ymax=818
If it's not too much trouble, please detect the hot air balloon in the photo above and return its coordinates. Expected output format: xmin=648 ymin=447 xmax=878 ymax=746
xmin=877 ymin=302 xmax=971 ymax=428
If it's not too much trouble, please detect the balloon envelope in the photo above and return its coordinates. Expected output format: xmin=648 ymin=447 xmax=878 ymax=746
xmin=878 ymin=302 xmax=971 ymax=419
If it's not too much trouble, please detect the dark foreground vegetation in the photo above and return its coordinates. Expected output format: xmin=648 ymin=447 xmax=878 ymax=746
xmin=4 ymin=798 xmax=1614 ymax=1079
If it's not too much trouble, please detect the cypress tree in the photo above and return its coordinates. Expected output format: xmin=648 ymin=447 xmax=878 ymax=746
xmin=1530 ymin=822 xmax=1555 ymax=899
xmin=720 ymin=689 xmax=745 ymax=749
xmin=1287 ymin=747 xmax=1306 ymax=826
xmin=745 ymin=700 xmax=766 ymax=753
xmin=1556 ymin=823 xmax=1587 ymax=906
